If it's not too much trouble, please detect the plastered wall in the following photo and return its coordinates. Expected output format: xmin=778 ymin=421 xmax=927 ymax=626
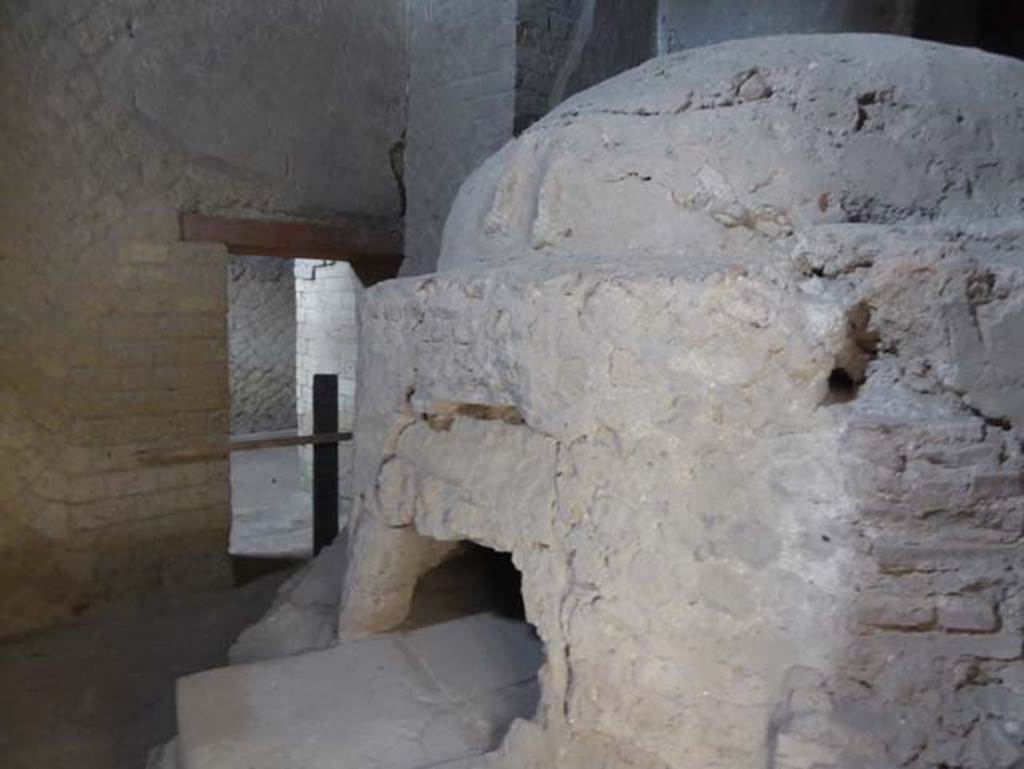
xmin=228 ymin=256 xmax=296 ymax=437
xmin=0 ymin=0 xmax=405 ymax=638
xmin=294 ymin=260 xmax=359 ymax=521
xmin=401 ymin=0 xmax=518 ymax=278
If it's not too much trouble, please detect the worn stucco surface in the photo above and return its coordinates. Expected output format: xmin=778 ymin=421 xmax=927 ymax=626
xmin=340 ymin=36 xmax=1024 ymax=768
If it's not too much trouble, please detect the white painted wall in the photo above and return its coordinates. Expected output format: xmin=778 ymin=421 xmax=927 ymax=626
xmin=294 ymin=260 xmax=359 ymax=521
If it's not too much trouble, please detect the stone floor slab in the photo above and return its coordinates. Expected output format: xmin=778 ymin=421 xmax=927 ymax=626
xmin=177 ymin=613 xmax=542 ymax=769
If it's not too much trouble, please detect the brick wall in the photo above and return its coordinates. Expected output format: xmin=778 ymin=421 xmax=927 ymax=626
xmin=227 ymin=256 xmax=296 ymax=436
xmin=835 ymin=406 xmax=1024 ymax=763
xmin=294 ymin=261 xmax=359 ymax=521
xmin=0 ymin=0 xmax=405 ymax=638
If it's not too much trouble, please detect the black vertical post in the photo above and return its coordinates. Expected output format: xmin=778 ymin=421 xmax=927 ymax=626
xmin=312 ymin=374 xmax=339 ymax=555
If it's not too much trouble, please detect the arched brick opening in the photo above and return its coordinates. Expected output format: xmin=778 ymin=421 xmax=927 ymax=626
xmin=403 ymin=541 xmax=529 ymax=629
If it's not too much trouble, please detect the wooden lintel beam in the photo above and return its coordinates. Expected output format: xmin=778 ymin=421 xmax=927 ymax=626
xmin=179 ymin=212 xmax=404 ymax=285
xmin=180 ymin=212 xmax=402 ymax=257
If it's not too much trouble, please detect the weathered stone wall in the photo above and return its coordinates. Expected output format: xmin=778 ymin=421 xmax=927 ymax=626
xmin=294 ymin=261 xmax=359 ymax=519
xmin=228 ymin=256 xmax=296 ymax=436
xmin=0 ymin=0 xmax=405 ymax=638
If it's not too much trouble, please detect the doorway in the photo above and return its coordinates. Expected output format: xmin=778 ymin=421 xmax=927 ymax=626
xmin=226 ymin=254 xmax=309 ymax=560
xmin=177 ymin=212 xmax=403 ymax=568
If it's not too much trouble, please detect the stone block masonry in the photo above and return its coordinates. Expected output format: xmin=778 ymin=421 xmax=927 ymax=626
xmin=0 ymin=0 xmax=405 ymax=638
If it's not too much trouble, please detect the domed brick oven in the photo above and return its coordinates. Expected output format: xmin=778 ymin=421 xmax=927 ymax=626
xmin=340 ymin=34 xmax=1024 ymax=769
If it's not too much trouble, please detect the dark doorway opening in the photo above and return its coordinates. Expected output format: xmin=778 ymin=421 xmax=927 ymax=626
xmin=977 ymin=1 xmax=1024 ymax=60
xmin=400 ymin=541 xmax=544 ymax=752
xmin=403 ymin=543 xmax=528 ymax=630
xmin=914 ymin=1 xmax=1024 ymax=60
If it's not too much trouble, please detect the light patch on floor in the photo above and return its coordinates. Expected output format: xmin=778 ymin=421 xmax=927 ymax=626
xmin=230 ymin=431 xmax=311 ymax=559
xmin=177 ymin=613 xmax=542 ymax=769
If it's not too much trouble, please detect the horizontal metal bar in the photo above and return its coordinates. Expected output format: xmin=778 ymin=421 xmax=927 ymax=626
xmin=136 ymin=432 xmax=353 ymax=466
xmin=231 ymin=432 xmax=353 ymax=451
